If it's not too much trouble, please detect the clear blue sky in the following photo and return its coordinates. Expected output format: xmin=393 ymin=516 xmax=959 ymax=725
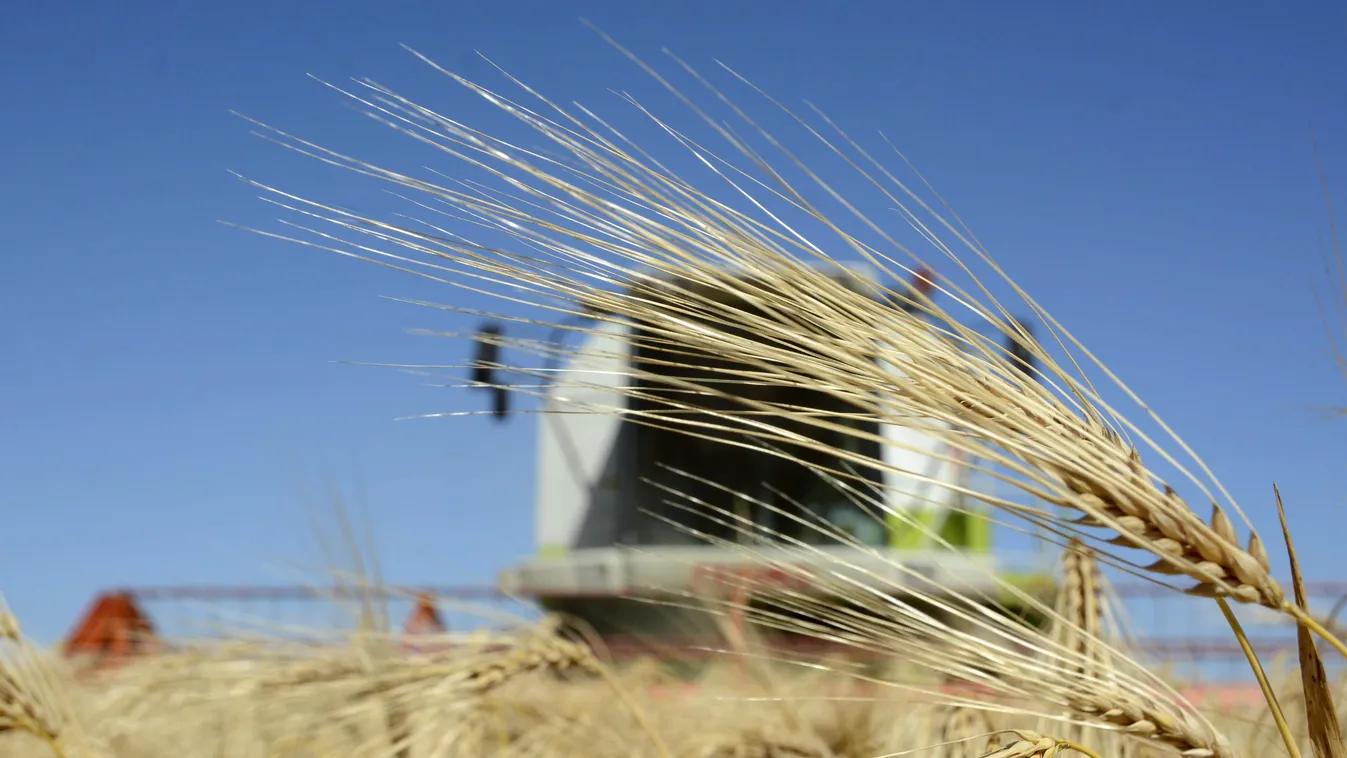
xmin=3 ymin=0 xmax=1347 ymax=647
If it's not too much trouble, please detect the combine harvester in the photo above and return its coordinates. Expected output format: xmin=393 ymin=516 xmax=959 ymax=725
xmin=476 ymin=262 xmax=1058 ymax=665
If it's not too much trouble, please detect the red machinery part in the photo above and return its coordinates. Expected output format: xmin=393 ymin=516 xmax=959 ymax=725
xmin=403 ymin=591 xmax=447 ymax=635
xmin=63 ymin=591 xmax=158 ymax=661
xmin=910 ymin=265 xmax=936 ymax=296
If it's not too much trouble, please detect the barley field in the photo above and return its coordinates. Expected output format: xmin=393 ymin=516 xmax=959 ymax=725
xmin=0 ymin=556 xmax=1340 ymax=758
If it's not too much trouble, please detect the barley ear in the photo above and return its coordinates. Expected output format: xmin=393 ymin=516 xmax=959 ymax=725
xmin=1275 ymin=484 xmax=1346 ymax=758
xmin=981 ymin=731 xmax=1103 ymax=758
xmin=1209 ymin=503 xmax=1237 ymax=544
xmin=1248 ymin=531 xmax=1272 ymax=573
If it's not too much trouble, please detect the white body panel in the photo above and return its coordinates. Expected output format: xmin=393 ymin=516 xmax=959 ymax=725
xmin=536 ymin=323 xmax=970 ymax=555
xmin=533 ymin=320 xmax=631 ymax=554
xmin=879 ymin=420 xmax=964 ymax=512
xmin=876 ymin=348 xmax=966 ymax=515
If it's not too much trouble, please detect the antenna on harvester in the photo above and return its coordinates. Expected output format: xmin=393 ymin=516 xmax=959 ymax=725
xmin=469 ymin=321 xmax=510 ymax=422
xmin=891 ymin=265 xmax=937 ymax=314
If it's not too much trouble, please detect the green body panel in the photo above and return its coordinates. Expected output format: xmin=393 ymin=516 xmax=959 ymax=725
xmin=885 ymin=507 xmax=993 ymax=554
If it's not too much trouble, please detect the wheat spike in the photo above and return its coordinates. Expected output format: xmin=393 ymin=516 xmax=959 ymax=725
xmin=458 ymin=634 xmax=600 ymax=694
xmin=1053 ymin=541 xmax=1104 ymax=670
xmin=982 ymin=730 xmax=1102 ymax=758
xmin=701 ymin=727 xmax=828 ymax=758
xmin=1039 ymin=540 xmax=1137 ymax=758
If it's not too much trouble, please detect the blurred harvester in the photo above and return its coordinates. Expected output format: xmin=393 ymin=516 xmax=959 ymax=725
xmin=471 ymin=262 xmax=1055 ymax=665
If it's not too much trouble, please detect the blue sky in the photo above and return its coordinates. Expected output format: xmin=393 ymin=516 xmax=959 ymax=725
xmin=3 ymin=0 xmax=1347 ymax=653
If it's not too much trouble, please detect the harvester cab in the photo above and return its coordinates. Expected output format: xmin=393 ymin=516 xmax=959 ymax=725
xmin=470 ymin=263 xmax=1055 ymax=657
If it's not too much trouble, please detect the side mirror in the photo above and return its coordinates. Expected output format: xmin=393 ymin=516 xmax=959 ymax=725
xmin=470 ymin=322 xmax=510 ymax=422
xmin=1005 ymin=318 xmax=1037 ymax=380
